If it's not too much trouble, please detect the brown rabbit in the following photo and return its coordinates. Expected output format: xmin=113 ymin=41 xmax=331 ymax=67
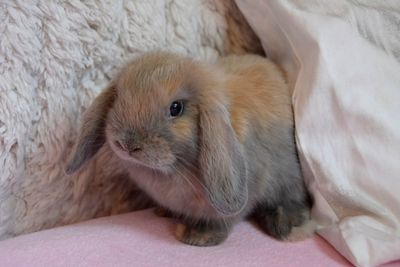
xmin=66 ymin=52 xmax=313 ymax=246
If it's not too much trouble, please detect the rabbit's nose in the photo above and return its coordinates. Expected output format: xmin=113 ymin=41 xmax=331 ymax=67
xmin=115 ymin=139 xmax=142 ymax=153
xmin=116 ymin=129 xmax=145 ymax=153
xmin=128 ymin=144 xmax=143 ymax=154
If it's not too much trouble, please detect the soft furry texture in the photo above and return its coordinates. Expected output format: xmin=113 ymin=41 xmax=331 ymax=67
xmin=65 ymin=52 xmax=311 ymax=246
xmin=0 ymin=0 xmax=262 ymax=239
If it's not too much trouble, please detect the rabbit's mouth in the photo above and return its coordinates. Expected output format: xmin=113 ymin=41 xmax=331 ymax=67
xmin=108 ymin=137 xmax=177 ymax=171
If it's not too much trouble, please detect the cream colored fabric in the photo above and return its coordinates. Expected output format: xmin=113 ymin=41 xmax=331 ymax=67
xmin=236 ymin=1 xmax=400 ymax=266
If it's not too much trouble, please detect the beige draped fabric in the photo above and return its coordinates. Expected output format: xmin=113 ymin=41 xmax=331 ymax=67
xmin=236 ymin=1 xmax=400 ymax=266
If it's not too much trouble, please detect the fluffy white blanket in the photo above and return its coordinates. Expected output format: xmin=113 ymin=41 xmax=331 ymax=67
xmin=0 ymin=0 xmax=262 ymax=239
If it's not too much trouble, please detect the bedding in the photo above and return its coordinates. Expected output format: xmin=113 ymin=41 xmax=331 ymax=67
xmin=0 ymin=209 xmax=353 ymax=267
xmin=235 ymin=1 xmax=400 ymax=266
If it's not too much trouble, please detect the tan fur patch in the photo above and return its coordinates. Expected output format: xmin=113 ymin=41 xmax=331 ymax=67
xmin=285 ymin=219 xmax=317 ymax=242
xmin=190 ymin=231 xmax=211 ymax=246
xmin=219 ymin=55 xmax=292 ymax=142
xmin=171 ymin=117 xmax=195 ymax=142
xmin=175 ymin=223 xmax=187 ymax=240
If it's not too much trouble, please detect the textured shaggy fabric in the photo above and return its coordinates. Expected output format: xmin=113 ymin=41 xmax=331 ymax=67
xmin=0 ymin=0 xmax=262 ymax=239
xmin=0 ymin=209 xmax=353 ymax=267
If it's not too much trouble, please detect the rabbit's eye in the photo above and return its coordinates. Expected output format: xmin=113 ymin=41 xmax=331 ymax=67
xmin=169 ymin=100 xmax=184 ymax=117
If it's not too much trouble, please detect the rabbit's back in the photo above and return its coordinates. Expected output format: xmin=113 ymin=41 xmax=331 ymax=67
xmin=219 ymin=55 xmax=306 ymax=209
xmin=218 ymin=55 xmax=293 ymax=142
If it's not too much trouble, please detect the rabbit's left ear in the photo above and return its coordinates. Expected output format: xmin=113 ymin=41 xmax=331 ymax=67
xmin=198 ymin=100 xmax=248 ymax=216
xmin=65 ymin=85 xmax=116 ymax=174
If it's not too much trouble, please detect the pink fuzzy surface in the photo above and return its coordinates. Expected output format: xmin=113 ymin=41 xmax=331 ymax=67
xmin=0 ymin=209 xmax=396 ymax=267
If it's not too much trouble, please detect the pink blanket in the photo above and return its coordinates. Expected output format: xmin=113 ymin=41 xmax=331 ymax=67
xmin=0 ymin=209 xmax=356 ymax=267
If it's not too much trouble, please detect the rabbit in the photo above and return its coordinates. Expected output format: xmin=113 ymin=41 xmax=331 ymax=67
xmin=65 ymin=51 xmax=313 ymax=246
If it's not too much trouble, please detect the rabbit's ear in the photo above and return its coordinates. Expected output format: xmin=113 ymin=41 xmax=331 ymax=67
xmin=198 ymin=101 xmax=248 ymax=216
xmin=65 ymin=85 xmax=116 ymax=174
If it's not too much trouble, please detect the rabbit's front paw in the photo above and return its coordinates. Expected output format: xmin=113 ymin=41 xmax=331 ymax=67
xmin=175 ymin=223 xmax=228 ymax=246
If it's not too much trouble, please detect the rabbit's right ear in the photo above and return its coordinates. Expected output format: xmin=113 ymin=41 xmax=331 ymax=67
xmin=198 ymin=96 xmax=248 ymax=216
xmin=65 ymin=85 xmax=116 ymax=174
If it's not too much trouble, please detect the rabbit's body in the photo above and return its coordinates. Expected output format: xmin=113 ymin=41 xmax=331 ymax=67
xmin=123 ymin=161 xmax=218 ymax=220
xmin=66 ymin=52 xmax=312 ymax=246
